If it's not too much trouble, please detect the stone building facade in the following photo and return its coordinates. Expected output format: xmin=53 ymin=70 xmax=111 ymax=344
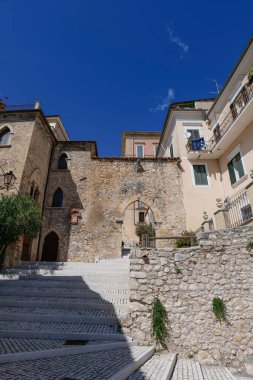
xmin=39 ymin=141 xmax=186 ymax=262
xmin=0 ymin=108 xmax=186 ymax=264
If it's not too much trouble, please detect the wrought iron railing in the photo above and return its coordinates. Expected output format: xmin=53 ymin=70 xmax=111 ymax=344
xmin=208 ymin=81 xmax=253 ymax=151
xmin=224 ymin=188 xmax=252 ymax=228
xmin=186 ymin=137 xmax=207 ymax=153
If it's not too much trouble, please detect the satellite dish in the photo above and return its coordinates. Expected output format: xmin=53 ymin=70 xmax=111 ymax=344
xmin=185 ymin=131 xmax=191 ymax=139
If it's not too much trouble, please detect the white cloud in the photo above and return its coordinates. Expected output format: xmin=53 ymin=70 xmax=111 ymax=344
xmin=166 ymin=26 xmax=189 ymax=54
xmin=150 ymin=88 xmax=175 ymax=112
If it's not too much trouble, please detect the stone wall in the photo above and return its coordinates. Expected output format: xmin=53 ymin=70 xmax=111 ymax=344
xmin=39 ymin=142 xmax=186 ymax=262
xmin=126 ymin=226 xmax=253 ymax=373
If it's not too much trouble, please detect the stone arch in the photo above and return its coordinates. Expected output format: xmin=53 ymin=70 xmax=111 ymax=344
xmin=41 ymin=231 xmax=59 ymax=262
xmin=121 ymin=197 xmax=156 ymax=249
xmin=52 ymin=188 xmax=63 ymax=207
xmin=0 ymin=126 xmax=11 ymax=145
xmin=58 ymin=153 xmax=68 ymax=169
xmin=120 ymin=195 xmax=158 ymax=219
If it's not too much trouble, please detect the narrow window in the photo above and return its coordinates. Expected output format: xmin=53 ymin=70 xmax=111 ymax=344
xmin=52 ymin=188 xmax=63 ymax=207
xmin=227 ymin=152 xmax=245 ymax=185
xmin=136 ymin=145 xmax=144 ymax=158
xmin=58 ymin=153 xmax=68 ymax=169
xmin=139 ymin=212 xmax=145 ymax=223
xmin=0 ymin=127 xmax=10 ymax=145
xmin=187 ymin=129 xmax=200 ymax=142
xmin=193 ymin=165 xmax=209 ymax=186
xmin=170 ymin=144 xmax=174 ymax=158
xmin=153 ymin=144 xmax=158 ymax=157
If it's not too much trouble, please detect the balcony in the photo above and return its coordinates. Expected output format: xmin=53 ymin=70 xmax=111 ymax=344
xmin=186 ymin=137 xmax=211 ymax=160
xmin=208 ymin=81 xmax=253 ymax=154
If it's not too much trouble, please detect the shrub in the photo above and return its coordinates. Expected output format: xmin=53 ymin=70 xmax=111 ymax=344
xmin=135 ymin=222 xmax=155 ymax=238
xmin=152 ymin=298 xmax=168 ymax=347
xmin=175 ymin=230 xmax=196 ymax=248
xmin=212 ymin=297 xmax=227 ymax=322
xmin=246 ymin=241 xmax=253 ymax=252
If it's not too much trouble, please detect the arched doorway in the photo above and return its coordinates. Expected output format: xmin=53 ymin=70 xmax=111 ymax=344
xmin=41 ymin=232 xmax=59 ymax=261
xmin=122 ymin=199 xmax=155 ymax=253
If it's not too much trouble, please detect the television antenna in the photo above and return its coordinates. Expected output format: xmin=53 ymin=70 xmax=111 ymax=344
xmin=207 ymin=78 xmax=220 ymax=95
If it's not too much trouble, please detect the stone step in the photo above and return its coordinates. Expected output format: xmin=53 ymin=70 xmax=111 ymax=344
xmin=0 ymin=289 xmax=129 ymax=304
xmin=0 ymin=320 xmax=120 ymax=335
xmin=0 ymin=312 xmax=120 ymax=326
xmin=0 ymin=305 xmax=121 ymax=319
xmin=0 ymin=278 xmax=129 ymax=290
xmin=171 ymin=359 xmax=204 ymax=380
xmin=0 ymin=345 xmax=153 ymax=380
xmin=128 ymin=352 xmax=177 ymax=380
xmin=0 ymin=340 xmax=137 ymax=364
xmin=0 ymin=296 xmax=129 ymax=314
xmin=5 ymin=267 xmax=129 ymax=275
xmin=201 ymin=365 xmax=240 ymax=379
xmin=0 ymin=286 xmax=129 ymax=300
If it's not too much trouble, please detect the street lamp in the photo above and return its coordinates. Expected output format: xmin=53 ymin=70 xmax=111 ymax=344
xmin=2 ymin=171 xmax=16 ymax=190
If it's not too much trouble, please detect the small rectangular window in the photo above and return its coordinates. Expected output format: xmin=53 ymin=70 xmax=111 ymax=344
xmin=170 ymin=144 xmax=174 ymax=158
xmin=136 ymin=145 xmax=144 ymax=158
xmin=139 ymin=212 xmax=145 ymax=223
xmin=193 ymin=165 xmax=209 ymax=186
xmin=227 ymin=152 xmax=245 ymax=185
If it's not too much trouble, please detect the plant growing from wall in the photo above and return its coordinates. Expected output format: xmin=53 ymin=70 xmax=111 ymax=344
xmin=175 ymin=230 xmax=197 ymax=248
xmin=246 ymin=241 xmax=253 ymax=252
xmin=0 ymin=194 xmax=42 ymax=267
xmin=151 ymin=298 xmax=168 ymax=348
xmin=174 ymin=265 xmax=182 ymax=274
xmin=212 ymin=297 xmax=227 ymax=322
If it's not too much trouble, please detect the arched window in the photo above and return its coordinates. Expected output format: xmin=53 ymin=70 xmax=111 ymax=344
xmin=58 ymin=153 xmax=68 ymax=169
xmin=52 ymin=188 xmax=63 ymax=207
xmin=0 ymin=127 xmax=10 ymax=145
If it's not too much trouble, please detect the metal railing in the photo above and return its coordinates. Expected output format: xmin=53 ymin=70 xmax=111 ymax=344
xmin=186 ymin=137 xmax=207 ymax=153
xmin=224 ymin=188 xmax=253 ymax=228
xmin=208 ymin=81 xmax=253 ymax=151
xmin=140 ymin=234 xmax=196 ymax=248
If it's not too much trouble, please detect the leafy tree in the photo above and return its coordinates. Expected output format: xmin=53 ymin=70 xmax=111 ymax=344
xmin=0 ymin=194 xmax=42 ymax=258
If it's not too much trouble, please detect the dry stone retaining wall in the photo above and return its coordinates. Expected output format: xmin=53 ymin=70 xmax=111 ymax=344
xmin=126 ymin=226 xmax=253 ymax=373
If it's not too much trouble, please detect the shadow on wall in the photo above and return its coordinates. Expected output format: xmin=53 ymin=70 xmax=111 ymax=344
xmin=0 ymin=263 xmax=151 ymax=379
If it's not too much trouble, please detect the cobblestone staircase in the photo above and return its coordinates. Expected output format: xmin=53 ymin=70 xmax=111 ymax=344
xmin=0 ymin=260 xmax=250 ymax=379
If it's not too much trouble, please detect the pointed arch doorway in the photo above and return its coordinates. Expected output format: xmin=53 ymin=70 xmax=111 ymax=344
xmin=41 ymin=232 xmax=59 ymax=261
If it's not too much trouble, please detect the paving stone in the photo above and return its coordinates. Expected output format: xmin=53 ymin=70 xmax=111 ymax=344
xmin=171 ymin=359 xmax=203 ymax=380
xmin=128 ymin=353 xmax=176 ymax=379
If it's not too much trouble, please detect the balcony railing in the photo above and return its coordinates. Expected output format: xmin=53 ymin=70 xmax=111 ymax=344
xmin=208 ymin=81 xmax=253 ymax=151
xmin=186 ymin=137 xmax=207 ymax=153
xmin=224 ymin=188 xmax=252 ymax=228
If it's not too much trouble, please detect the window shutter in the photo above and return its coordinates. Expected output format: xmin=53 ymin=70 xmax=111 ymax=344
xmin=228 ymin=160 xmax=236 ymax=185
xmin=235 ymin=153 xmax=245 ymax=178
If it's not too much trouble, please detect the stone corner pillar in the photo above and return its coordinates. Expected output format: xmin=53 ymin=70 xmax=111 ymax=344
xmin=214 ymin=209 xmax=229 ymax=230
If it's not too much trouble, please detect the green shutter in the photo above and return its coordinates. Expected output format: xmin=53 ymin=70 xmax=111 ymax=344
xmin=228 ymin=160 xmax=236 ymax=184
xmin=235 ymin=153 xmax=245 ymax=178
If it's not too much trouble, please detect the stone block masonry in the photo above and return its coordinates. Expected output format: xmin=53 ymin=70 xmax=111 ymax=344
xmin=125 ymin=226 xmax=253 ymax=373
xmin=39 ymin=143 xmax=186 ymax=262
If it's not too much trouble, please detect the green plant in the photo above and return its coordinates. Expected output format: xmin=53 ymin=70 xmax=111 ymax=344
xmin=175 ymin=230 xmax=197 ymax=248
xmin=248 ymin=65 xmax=253 ymax=83
xmin=212 ymin=297 xmax=227 ymax=322
xmin=135 ymin=222 xmax=155 ymax=238
xmin=152 ymin=298 xmax=168 ymax=347
xmin=175 ymin=265 xmax=182 ymax=274
xmin=0 ymin=194 xmax=42 ymax=264
xmin=246 ymin=241 xmax=253 ymax=252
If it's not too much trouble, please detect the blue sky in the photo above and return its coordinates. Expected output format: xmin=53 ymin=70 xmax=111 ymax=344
xmin=1 ymin=0 xmax=253 ymax=156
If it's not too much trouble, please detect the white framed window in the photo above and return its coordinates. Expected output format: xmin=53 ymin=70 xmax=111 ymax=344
xmin=136 ymin=144 xmax=144 ymax=158
xmin=191 ymin=163 xmax=210 ymax=187
xmin=153 ymin=144 xmax=158 ymax=157
xmin=169 ymin=144 xmax=174 ymax=158
xmin=227 ymin=152 xmax=245 ymax=185
xmin=186 ymin=128 xmax=201 ymax=142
